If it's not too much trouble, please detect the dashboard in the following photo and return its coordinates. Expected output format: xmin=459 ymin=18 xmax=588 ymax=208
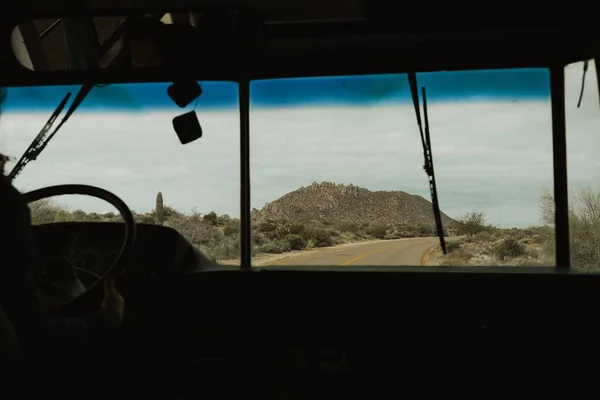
xmin=32 ymin=222 xmax=207 ymax=295
xmin=29 ymin=225 xmax=600 ymax=391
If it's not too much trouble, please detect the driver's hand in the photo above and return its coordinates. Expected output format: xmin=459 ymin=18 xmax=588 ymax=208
xmin=102 ymin=276 xmax=124 ymax=322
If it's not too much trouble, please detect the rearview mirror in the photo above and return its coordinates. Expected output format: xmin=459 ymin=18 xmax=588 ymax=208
xmin=11 ymin=9 xmax=264 ymax=72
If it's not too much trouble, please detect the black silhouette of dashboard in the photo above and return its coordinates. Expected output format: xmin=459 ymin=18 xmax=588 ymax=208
xmin=32 ymin=222 xmax=203 ymax=293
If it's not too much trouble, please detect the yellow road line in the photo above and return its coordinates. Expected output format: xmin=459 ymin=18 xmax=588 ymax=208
xmin=341 ymin=247 xmax=388 ymax=266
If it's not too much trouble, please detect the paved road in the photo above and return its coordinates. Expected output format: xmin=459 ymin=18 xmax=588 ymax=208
xmin=265 ymin=237 xmax=440 ymax=266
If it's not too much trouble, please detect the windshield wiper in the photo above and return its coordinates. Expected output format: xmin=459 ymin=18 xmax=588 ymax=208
xmin=8 ymin=84 xmax=93 ymax=183
xmin=407 ymin=72 xmax=447 ymax=255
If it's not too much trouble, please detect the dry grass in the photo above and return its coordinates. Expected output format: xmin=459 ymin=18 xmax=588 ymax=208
xmin=428 ymin=227 xmax=555 ymax=267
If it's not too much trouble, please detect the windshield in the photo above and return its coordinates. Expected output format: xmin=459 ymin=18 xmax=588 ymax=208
xmin=1 ymin=81 xmax=241 ymax=264
xmin=565 ymin=60 xmax=600 ymax=271
xmin=250 ymin=68 xmax=558 ymax=268
xmin=3 ymin=66 xmax=595 ymax=270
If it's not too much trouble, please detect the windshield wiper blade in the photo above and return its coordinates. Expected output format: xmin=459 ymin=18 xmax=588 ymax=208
xmin=7 ymin=92 xmax=72 ymax=182
xmin=8 ymin=84 xmax=93 ymax=183
xmin=407 ymin=72 xmax=447 ymax=255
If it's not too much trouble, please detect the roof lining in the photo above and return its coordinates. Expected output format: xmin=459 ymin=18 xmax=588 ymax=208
xmin=2 ymin=8 xmax=599 ymax=85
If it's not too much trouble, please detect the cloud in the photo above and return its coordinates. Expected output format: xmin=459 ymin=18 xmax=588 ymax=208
xmin=250 ymin=101 xmax=554 ymax=227
xmin=1 ymin=61 xmax=598 ymax=228
xmin=1 ymin=109 xmax=240 ymax=216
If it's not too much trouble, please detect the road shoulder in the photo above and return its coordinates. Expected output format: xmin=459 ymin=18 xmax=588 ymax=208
xmin=420 ymin=244 xmax=440 ymax=266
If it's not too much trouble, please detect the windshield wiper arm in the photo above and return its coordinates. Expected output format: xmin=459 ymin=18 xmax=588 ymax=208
xmin=8 ymin=84 xmax=93 ymax=183
xmin=407 ymin=72 xmax=447 ymax=255
xmin=7 ymin=92 xmax=71 ymax=182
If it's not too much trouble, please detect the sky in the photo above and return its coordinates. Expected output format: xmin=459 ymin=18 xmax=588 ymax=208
xmin=0 ymin=63 xmax=598 ymax=228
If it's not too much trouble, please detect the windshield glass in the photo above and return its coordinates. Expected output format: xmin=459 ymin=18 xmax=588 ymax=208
xmin=250 ymin=68 xmax=559 ymax=268
xmin=5 ymin=68 xmax=590 ymax=270
xmin=0 ymin=81 xmax=241 ymax=264
xmin=565 ymin=60 xmax=600 ymax=271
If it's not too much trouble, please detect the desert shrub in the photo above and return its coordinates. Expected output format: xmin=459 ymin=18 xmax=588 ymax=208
xmin=210 ymin=236 xmax=240 ymax=259
xmin=570 ymin=228 xmax=600 ymax=270
xmin=258 ymin=221 xmax=278 ymax=233
xmin=456 ymin=211 xmax=488 ymax=236
xmin=71 ymin=209 xmax=87 ymax=221
xmin=494 ymin=238 xmax=526 ymax=261
xmin=252 ymin=231 xmax=267 ymax=246
xmin=199 ymin=245 xmax=218 ymax=262
xmin=272 ymin=225 xmax=290 ymax=240
xmin=257 ymin=243 xmax=283 ymax=254
xmin=277 ymin=240 xmax=292 ymax=252
xmin=354 ymin=229 xmax=369 ymax=239
xmin=539 ymin=188 xmax=555 ymax=226
xmin=257 ymin=242 xmax=289 ymax=254
xmin=86 ymin=212 xmax=104 ymax=222
xmin=507 ymin=229 xmax=526 ymax=241
xmin=310 ymin=229 xmax=334 ymax=247
xmin=440 ymin=247 xmax=474 ymax=266
xmin=447 ymin=241 xmax=461 ymax=253
xmin=300 ymin=226 xmax=318 ymax=241
xmin=135 ymin=212 xmax=156 ymax=224
xmin=522 ymin=228 xmax=535 ymax=236
xmin=285 ymin=234 xmax=307 ymax=251
xmin=288 ymin=222 xmax=305 ymax=235
xmin=384 ymin=232 xmax=403 ymax=240
xmin=216 ymin=214 xmax=231 ymax=226
xmin=335 ymin=221 xmax=359 ymax=233
xmin=540 ymin=185 xmax=600 ymax=269
xmin=203 ymin=211 xmax=218 ymax=225
xmin=445 ymin=223 xmax=460 ymax=236
xmin=28 ymin=198 xmax=62 ymax=225
xmin=366 ymin=224 xmax=388 ymax=239
xmin=474 ymin=231 xmax=492 ymax=242
xmin=223 ymin=220 xmax=239 ymax=236
xmin=327 ymin=229 xmax=340 ymax=237
xmin=166 ymin=215 xmax=223 ymax=248
xmin=417 ymin=224 xmax=435 ymax=236
xmin=157 ymin=206 xmax=183 ymax=220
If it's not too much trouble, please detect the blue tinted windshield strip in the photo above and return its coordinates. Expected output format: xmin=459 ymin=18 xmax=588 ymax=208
xmin=250 ymin=69 xmax=549 ymax=107
xmin=4 ymin=69 xmax=549 ymax=112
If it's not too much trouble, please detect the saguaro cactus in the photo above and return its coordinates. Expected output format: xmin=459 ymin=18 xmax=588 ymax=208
xmin=155 ymin=191 xmax=164 ymax=225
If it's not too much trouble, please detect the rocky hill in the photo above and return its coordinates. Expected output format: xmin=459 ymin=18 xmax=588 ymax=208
xmin=253 ymin=182 xmax=456 ymax=226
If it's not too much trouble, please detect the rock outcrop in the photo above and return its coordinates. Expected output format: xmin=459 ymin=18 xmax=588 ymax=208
xmin=254 ymin=182 xmax=455 ymax=226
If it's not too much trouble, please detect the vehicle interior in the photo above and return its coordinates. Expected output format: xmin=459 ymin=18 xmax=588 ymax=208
xmin=2 ymin=0 xmax=600 ymax=395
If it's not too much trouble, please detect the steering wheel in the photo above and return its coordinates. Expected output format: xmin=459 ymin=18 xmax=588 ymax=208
xmin=22 ymin=184 xmax=136 ymax=310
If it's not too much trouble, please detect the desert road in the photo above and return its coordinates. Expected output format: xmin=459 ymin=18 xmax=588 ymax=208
xmin=263 ymin=237 xmax=440 ymax=267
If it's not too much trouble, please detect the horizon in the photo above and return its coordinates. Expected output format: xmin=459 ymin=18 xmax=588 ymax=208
xmin=1 ymin=63 xmax=597 ymax=228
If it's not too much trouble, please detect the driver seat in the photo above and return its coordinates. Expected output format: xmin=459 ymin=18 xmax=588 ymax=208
xmin=0 ymin=305 xmax=22 ymax=360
